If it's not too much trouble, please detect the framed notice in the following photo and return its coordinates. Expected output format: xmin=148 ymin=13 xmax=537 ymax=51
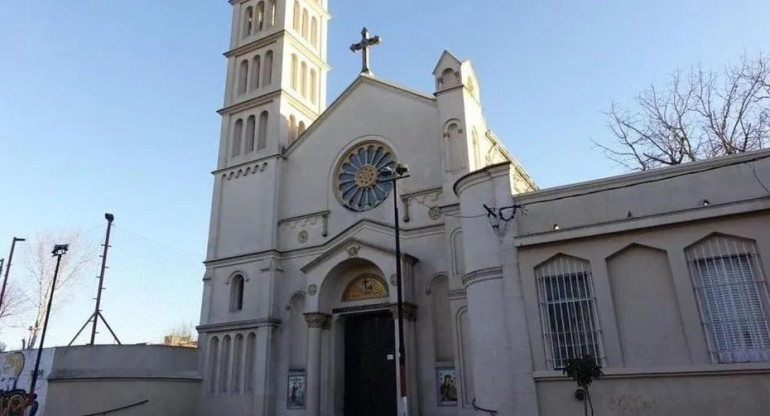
xmin=436 ymin=366 xmax=458 ymax=406
xmin=287 ymin=373 xmax=306 ymax=409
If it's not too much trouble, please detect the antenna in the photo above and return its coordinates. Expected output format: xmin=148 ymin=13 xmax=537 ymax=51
xmin=69 ymin=213 xmax=121 ymax=346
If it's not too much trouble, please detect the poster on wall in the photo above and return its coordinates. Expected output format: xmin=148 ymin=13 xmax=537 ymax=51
xmin=286 ymin=373 xmax=306 ymax=409
xmin=0 ymin=348 xmax=55 ymax=416
xmin=436 ymin=366 xmax=458 ymax=406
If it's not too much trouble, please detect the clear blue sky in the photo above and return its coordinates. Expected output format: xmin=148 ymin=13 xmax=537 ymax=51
xmin=0 ymin=0 xmax=767 ymax=348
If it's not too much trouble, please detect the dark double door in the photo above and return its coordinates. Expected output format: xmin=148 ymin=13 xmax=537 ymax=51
xmin=344 ymin=312 xmax=397 ymax=416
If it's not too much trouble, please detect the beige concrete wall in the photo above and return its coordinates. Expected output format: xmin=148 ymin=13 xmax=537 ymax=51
xmin=45 ymin=345 xmax=199 ymax=416
xmin=535 ymin=368 xmax=770 ymax=416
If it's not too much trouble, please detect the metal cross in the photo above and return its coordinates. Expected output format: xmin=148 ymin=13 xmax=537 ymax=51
xmin=350 ymin=27 xmax=382 ymax=75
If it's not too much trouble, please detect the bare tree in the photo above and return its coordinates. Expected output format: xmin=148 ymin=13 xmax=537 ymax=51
xmin=23 ymin=231 xmax=96 ymax=349
xmin=595 ymin=54 xmax=770 ymax=170
xmin=0 ymin=281 xmax=31 ymax=328
xmin=163 ymin=322 xmax=198 ymax=347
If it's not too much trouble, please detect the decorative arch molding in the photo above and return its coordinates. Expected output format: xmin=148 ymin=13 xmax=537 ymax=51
xmin=225 ymin=270 xmax=250 ymax=285
xmin=442 ymin=118 xmax=464 ymax=137
xmin=425 ymin=272 xmax=449 ymax=295
xmin=606 ymin=242 xmax=668 ymax=259
xmin=342 ymin=274 xmax=389 ymax=302
xmin=285 ymin=290 xmax=306 ymax=310
xmin=684 ymin=231 xmax=758 ymax=251
xmin=533 ymin=252 xmax=590 ymax=270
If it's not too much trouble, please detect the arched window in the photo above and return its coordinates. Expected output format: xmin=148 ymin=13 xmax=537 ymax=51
xmin=292 ymin=1 xmax=300 ymax=31
xmin=441 ymin=68 xmax=458 ymax=89
xmin=263 ymin=51 xmax=273 ymax=86
xmin=220 ymin=335 xmax=231 ymax=393
xmin=298 ymin=121 xmax=306 ymax=137
xmin=243 ymin=6 xmax=253 ymax=39
xmin=232 ymin=334 xmax=244 ymax=393
xmin=444 ymin=122 xmax=464 ymax=171
xmin=238 ymin=60 xmax=249 ymax=95
xmin=300 ymin=62 xmax=307 ymax=97
xmin=258 ymin=111 xmax=268 ymax=150
xmin=310 ymin=69 xmax=317 ymax=104
xmin=289 ymin=115 xmax=297 ymax=143
xmin=230 ymin=274 xmax=245 ymax=311
xmin=208 ymin=336 xmax=219 ymax=393
xmin=301 ymin=9 xmax=309 ymax=39
xmin=232 ymin=119 xmax=243 ymax=158
xmin=256 ymin=2 xmax=265 ymax=31
xmin=268 ymin=0 xmax=277 ymax=26
xmin=311 ymin=17 xmax=318 ymax=47
xmin=251 ymin=55 xmax=261 ymax=91
xmin=472 ymin=128 xmax=481 ymax=169
xmin=245 ymin=116 xmax=256 ymax=153
xmin=290 ymin=55 xmax=298 ymax=90
xmin=245 ymin=332 xmax=256 ymax=392
xmin=686 ymin=234 xmax=770 ymax=363
xmin=536 ymin=254 xmax=604 ymax=369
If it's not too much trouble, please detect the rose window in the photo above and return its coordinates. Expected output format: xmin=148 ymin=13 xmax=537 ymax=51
xmin=336 ymin=142 xmax=395 ymax=211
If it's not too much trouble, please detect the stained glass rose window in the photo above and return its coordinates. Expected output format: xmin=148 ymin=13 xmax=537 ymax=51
xmin=336 ymin=142 xmax=395 ymax=211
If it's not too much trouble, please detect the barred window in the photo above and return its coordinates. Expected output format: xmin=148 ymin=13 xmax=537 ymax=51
xmin=536 ymin=255 xmax=604 ymax=369
xmin=686 ymin=234 xmax=770 ymax=364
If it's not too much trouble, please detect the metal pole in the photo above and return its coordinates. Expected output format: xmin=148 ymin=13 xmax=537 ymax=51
xmin=90 ymin=213 xmax=114 ymax=345
xmin=392 ymin=174 xmax=408 ymax=416
xmin=30 ymin=244 xmax=68 ymax=395
xmin=0 ymin=237 xmax=25 ymax=313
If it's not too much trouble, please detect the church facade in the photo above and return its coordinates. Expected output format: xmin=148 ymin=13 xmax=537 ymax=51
xmin=198 ymin=1 xmax=770 ymax=415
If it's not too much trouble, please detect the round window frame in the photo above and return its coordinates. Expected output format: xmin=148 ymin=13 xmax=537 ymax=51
xmin=333 ymin=140 xmax=397 ymax=212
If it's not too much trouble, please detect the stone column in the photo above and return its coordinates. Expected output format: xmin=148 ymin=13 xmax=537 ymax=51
xmin=390 ymin=303 xmax=418 ymax=416
xmin=305 ymin=313 xmax=330 ymax=416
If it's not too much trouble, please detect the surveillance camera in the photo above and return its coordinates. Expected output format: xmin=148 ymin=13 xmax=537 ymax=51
xmin=395 ymin=164 xmax=409 ymax=175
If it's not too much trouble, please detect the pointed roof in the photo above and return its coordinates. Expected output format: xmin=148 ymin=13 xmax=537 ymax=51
xmin=432 ymin=50 xmax=463 ymax=75
xmin=285 ymin=74 xmax=436 ymax=155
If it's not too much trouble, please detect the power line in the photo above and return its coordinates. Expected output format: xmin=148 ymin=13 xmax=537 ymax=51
xmin=111 ymin=226 xmax=204 ymax=259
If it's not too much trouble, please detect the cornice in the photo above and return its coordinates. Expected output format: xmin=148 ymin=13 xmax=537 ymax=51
xmin=212 ymin=153 xmax=282 ymax=175
xmin=447 ymin=288 xmax=467 ymax=300
xmin=218 ymin=90 xmax=280 ymax=115
xmin=461 ymin=266 xmax=503 ymax=288
xmin=197 ymin=317 xmax=282 ymax=333
xmin=284 ymin=31 xmax=332 ymax=71
xmin=453 ymin=162 xmax=510 ymax=197
xmin=224 ymin=31 xmax=282 ymax=58
xmin=300 ymin=236 xmax=418 ymax=273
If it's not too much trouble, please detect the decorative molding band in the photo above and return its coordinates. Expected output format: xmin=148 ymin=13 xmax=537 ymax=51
xmin=304 ymin=312 xmax=331 ymax=328
xmin=48 ymin=370 xmax=201 ymax=382
xmin=453 ymin=162 xmax=511 ymax=197
xmin=220 ymin=161 xmax=270 ymax=181
xmin=196 ymin=317 xmax=281 ymax=333
xmin=388 ymin=302 xmax=417 ymax=322
xmin=279 ymin=210 xmax=330 ymax=236
xmin=218 ymin=89 xmax=280 ymax=115
xmin=401 ymin=187 xmax=443 ymax=223
xmin=212 ymin=153 xmax=281 ymax=175
xmin=300 ymin=237 xmax=418 ymax=273
xmin=533 ymin=363 xmax=770 ymax=381
xmin=447 ymin=289 xmax=467 ymax=300
xmin=461 ymin=267 xmax=503 ymax=288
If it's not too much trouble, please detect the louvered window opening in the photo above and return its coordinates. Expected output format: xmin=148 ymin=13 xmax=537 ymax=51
xmin=536 ymin=257 xmax=604 ymax=370
xmin=687 ymin=236 xmax=770 ymax=363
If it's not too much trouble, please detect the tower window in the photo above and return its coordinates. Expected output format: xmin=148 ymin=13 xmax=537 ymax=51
xmin=232 ymin=119 xmax=244 ymax=158
xmin=243 ymin=6 xmax=254 ymax=38
xmin=246 ymin=116 xmax=256 ymax=153
xmin=258 ymin=111 xmax=268 ymax=150
xmin=263 ymin=51 xmax=274 ymax=86
xmin=289 ymin=115 xmax=297 ymax=143
xmin=256 ymin=1 xmax=265 ymax=31
xmin=230 ymin=274 xmax=245 ymax=311
xmin=300 ymin=62 xmax=307 ymax=97
xmin=238 ymin=59 xmax=249 ymax=95
xmin=301 ymin=9 xmax=309 ymax=39
xmin=311 ymin=17 xmax=318 ymax=47
xmin=269 ymin=0 xmax=277 ymax=27
xmin=298 ymin=121 xmax=306 ymax=137
xmin=291 ymin=55 xmax=298 ymax=90
xmin=251 ymin=55 xmax=261 ymax=91
xmin=293 ymin=1 xmax=300 ymax=31
xmin=310 ymin=69 xmax=317 ymax=104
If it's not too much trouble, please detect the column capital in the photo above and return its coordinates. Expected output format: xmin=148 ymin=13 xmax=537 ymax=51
xmin=389 ymin=303 xmax=417 ymax=321
xmin=304 ymin=312 xmax=331 ymax=328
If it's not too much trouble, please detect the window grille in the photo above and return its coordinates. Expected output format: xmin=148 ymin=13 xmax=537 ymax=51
xmin=686 ymin=235 xmax=770 ymax=363
xmin=536 ymin=255 xmax=604 ymax=370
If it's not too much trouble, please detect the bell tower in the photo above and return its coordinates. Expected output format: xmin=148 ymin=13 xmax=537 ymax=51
xmin=218 ymin=0 xmax=330 ymax=169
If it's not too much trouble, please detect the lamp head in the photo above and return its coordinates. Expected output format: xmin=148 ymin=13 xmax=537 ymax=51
xmin=105 ymin=213 xmax=115 ymax=222
xmin=51 ymin=244 xmax=69 ymax=256
xmin=395 ymin=163 xmax=409 ymax=175
xmin=13 ymin=237 xmax=26 ymax=243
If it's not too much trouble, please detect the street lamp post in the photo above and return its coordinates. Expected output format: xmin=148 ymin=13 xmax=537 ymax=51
xmin=382 ymin=163 xmax=410 ymax=416
xmin=30 ymin=244 xmax=68 ymax=396
xmin=0 ymin=237 xmax=26 ymax=313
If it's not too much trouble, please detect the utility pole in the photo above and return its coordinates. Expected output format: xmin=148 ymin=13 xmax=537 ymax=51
xmin=382 ymin=163 xmax=410 ymax=416
xmin=30 ymin=244 xmax=68 ymax=396
xmin=69 ymin=213 xmax=120 ymax=346
xmin=0 ymin=237 xmax=26 ymax=313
